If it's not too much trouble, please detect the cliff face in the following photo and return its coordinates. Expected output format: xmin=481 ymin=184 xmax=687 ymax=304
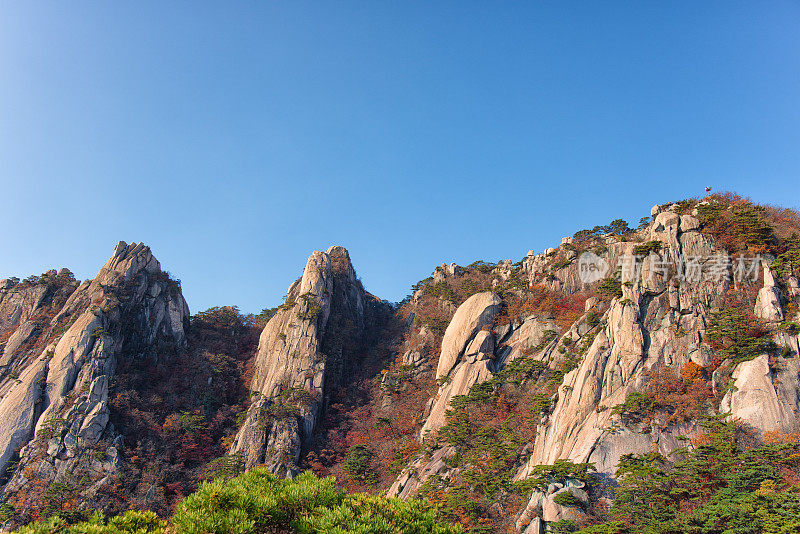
xmin=231 ymin=246 xmax=389 ymax=477
xmin=522 ymin=207 xmax=798 ymax=476
xmin=384 ymin=200 xmax=800 ymax=532
xmin=523 ymin=210 xmax=722 ymax=475
xmin=0 ymin=242 xmax=189 ymax=510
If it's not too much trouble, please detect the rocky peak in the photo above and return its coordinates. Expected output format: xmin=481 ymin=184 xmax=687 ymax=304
xmin=0 ymin=241 xmax=189 ymax=506
xmin=103 ymin=241 xmax=162 ymax=280
xmin=231 ymin=245 xmax=380 ymax=477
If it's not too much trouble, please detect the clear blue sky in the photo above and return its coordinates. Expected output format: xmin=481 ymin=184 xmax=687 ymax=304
xmin=1 ymin=2 xmax=799 ymax=313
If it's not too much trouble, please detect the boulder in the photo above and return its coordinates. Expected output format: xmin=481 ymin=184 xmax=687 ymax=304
xmin=464 ymin=330 xmax=495 ymax=360
xmin=436 ymin=292 xmax=502 ymax=379
xmin=789 ymin=277 xmax=799 ymax=298
xmin=0 ymin=320 xmax=37 ymax=367
xmin=680 ymin=214 xmax=700 ymax=231
xmin=387 ymin=446 xmax=456 ymax=499
xmin=720 ymin=354 xmax=800 ymax=433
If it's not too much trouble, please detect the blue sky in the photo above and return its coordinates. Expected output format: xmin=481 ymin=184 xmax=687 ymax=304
xmin=1 ymin=2 xmax=799 ymax=313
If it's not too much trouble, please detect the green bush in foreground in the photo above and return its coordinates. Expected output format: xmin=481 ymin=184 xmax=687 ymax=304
xmin=14 ymin=510 xmax=165 ymax=534
xmin=13 ymin=469 xmax=460 ymax=534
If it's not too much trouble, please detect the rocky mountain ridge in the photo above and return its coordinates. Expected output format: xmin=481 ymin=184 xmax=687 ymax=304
xmin=0 ymin=193 xmax=798 ymax=533
xmin=382 ymin=198 xmax=800 ymax=531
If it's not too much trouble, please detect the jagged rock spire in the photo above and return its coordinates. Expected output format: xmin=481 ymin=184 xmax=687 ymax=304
xmin=0 ymin=241 xmax=189 ymax=498
xmin=231 ymin=245 xmax=373 ymax=477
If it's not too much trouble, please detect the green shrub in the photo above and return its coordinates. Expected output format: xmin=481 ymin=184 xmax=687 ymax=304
xmin=552 ymin=258 xmax=573 ymax=270
xmin=13 ymin=510 xmax=165 ymax=533
xmin=633 ymin=241 xmax=662 ymax=256
xmin=553 ymin=491 xmax=583 ymax=508
xmin=550 ymin=519 xmax=580 ymax=532
xmin=296 ymin=292 xmax=322 ymax=320
xmin=171 ymin=470 xmax=339 ymax=533
xmin=203 ymin=453 xmax=245 ymax=481
xmin=582 ymin=417 xmax=800 ymax=533
xmin=528 ymin=460 xmax=596 ymax=490
xmin=107 ymin=511 xmax=166 ymax=533
xmin=597 ymin=275 xmax=622 ymax=299
xmin=171 ymin=468 xmax=458 ymax=534
xmin=16 ymin=470 xmax=458 ymax=533
xmin=573 ymin=220 xmax=631 ymax=243
xmin=91 ymin=327 xmax=109 ymax=339
xmin=707 ymin=307 xmax=778 ymax=364
xmin=344 ymin=444 xmax=374 ymax=480
xmin=697 ymin=199 xmax=776 ymax=252
xmin=771 ymin=232 xmax=800 ymax=277
xmin=299 ymin=492 xmax=461 ymax=533
xmin=423 ymin=281 xmax=458 ymax=303
xmin=611 ymin=391 xmax=657 ymax=424
xmin=576 ymin=522 xmax=627 ymax=533
xmin=36 ymin=418 xmax=68 ymax=439
xmin=466 ymin=260 xmax=494 ymax=274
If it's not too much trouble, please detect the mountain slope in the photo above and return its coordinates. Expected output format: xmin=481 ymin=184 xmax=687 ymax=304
xmin=0 ymin=192 xmax=798 ymax=533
